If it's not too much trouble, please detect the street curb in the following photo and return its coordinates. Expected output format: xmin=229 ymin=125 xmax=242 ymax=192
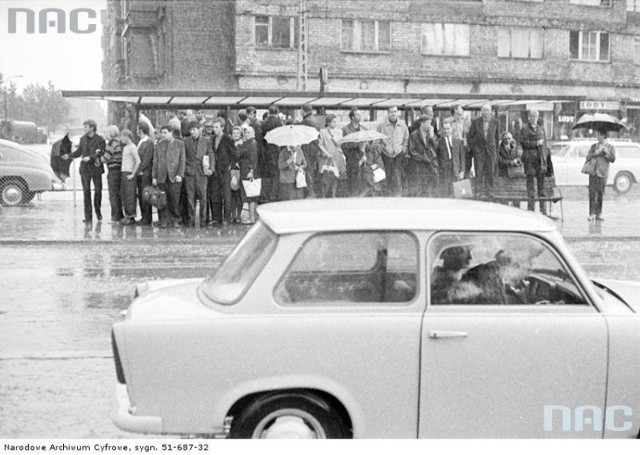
xmin=0 ymin=350 xmax=113 ymax=361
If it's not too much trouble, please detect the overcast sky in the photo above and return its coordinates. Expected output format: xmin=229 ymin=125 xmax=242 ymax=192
xmin=0 ymin=0 xmax=106 ymax=92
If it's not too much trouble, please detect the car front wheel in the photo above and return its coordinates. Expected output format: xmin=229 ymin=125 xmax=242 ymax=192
xmin=229 ymin=393 xmax=350 ymax=439
xmin=613 ymin=172 xmax=634 ymax=194
xmin=1 ymin=180 xmax=28 ymax=206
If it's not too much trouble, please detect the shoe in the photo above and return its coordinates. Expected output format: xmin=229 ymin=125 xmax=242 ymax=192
xmin=588 ymin=215 xmax=595 ymax=222
xmin=596 ymin=215 xmax=604 ymax=221
xmin=120 ymin=218 xmax=134 ymax=226
xmin=173 ymin=222 xmax=181 ymax=228
xmin=155 ymin=222 xmax=167 ymax=228
xmin=136 ymin=219 xmax=152 ymax=226
xmin=97 ymin=214 xmax=103 ymax=221
xmin=82 ymin=219 xmax=92 ymax=223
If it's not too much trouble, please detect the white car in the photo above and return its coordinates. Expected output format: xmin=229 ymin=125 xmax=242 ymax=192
xmin=111 ymin=199 xmax=640 ymax=439
xmin=551 ymin=139 xmax=640 ymax=193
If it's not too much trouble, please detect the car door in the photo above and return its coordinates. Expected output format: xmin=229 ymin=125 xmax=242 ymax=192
xmin=566 ymin=144 xmax=591 ymax=186
xmin=549 ymin=144 xmax=570 ymax=185
xmin=419 ymin=232 xmax=608 ymax=438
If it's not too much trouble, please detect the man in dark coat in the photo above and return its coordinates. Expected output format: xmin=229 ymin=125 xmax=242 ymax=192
xmin=152 ymin=125 xmax=186 ymax=228
xmin=342 ymin=107 xmax=367 ymax=196
xmin=207 ymin=119 xmax=234 ymax=224
xmin=467 ymin=104 xmax=500 ymax=199
xmin=297 ymin=103 xmax=320 ymax=198
xmin=436 ymin=122 xmax=465 ymax=198
xmin=136 ymin=122 xmax=154 ymax=225
xmin=407 ymin=118 xmax=439 ymax=197
xmin=409 ymin=104 xmax=439 ymax=137
xmin=70 ymin=119 xmax=106 ymax=223
xmin=183 ymin=122 xmax=214 ymax=227
xmin=520 ymin=110 xmax=549 ymax=215
xmin=261 ymin=105 xmax=284 ymax=201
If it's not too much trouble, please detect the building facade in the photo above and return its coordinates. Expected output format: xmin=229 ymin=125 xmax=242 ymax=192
xmin=102 ymin=0 xmax=640 ymax=139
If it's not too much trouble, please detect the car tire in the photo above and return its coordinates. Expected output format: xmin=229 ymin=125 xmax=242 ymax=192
xmin=228 ymin=393 xmax=350 ymax=439
xmin=0 ymin=179 xmax=28 ymax=206
xmin=613 ymin=172 xmax=634 ymax=194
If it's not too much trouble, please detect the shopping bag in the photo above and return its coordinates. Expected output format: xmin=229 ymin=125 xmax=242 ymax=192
xmin=507 ymin=163 xmax=525 ymax=179
xmin=230 ymin=168 xmax=241 ymax=191
xmin=242 ymin=178 xmax=262 ymax=198
xmin=295 ymin=169 xmax=307 ymax=188
xmin=453 ymin=178 xmax=474 ymax=199
xmin=143 ymin=185 xmax=167 ymax=210
xmin=372 ymin=167 xmax=386 ymax=183
xmin=581 ymin=158 xmax=596 ymax=175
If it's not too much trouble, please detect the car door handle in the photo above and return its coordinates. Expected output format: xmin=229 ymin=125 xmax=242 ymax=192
xmin=429 ymin=330 xmax=468 ymax=339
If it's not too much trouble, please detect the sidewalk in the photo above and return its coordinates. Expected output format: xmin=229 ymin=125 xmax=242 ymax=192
xmin=0 ymin=187 xmax=638 ymax=242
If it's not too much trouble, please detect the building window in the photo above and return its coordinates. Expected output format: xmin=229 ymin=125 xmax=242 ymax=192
xmin=341 ymin=20 xmax=391 ymax=53
xmin=570 ymin=0 xmax=611 ymax=5
xmin=421 ymin=23 xmax=470 ymax=56
xmin=255 ymin=16 xmax=298 ymax=50
xmin=497 ymin=27 xmax=543 ymax=59
xmin=569 ymin=31 xmax=610 ymax=62
xmin=628 ymin=0 xmax=640 ymax=11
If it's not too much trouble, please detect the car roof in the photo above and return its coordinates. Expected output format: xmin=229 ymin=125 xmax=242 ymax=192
xmin=258 ymin=198 xmax=557 ymax=235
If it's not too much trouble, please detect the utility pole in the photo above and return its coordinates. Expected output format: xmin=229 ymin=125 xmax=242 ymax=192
xmin=297 ymin=0 xmax=308 ymax=91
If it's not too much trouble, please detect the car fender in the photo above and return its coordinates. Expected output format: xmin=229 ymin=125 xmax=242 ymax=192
xmin=0 ymin=164 xmax=53 ymax=191
xmin=215 ymin=374 xmax=366 ymax=437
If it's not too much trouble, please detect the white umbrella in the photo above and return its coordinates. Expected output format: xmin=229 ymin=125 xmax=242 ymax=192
xmin=264 ymin=124 xmax=319 ymax=147
xmin=340 ymin=129 xmax=387 ymax=144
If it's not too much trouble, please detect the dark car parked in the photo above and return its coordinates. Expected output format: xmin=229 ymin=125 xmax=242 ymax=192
xmin=0 ymin=139 xmax=64 ymax=206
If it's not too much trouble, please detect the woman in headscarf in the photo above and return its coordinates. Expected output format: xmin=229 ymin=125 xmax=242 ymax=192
xmin=102 ymin=125 xmax=124 ymax=223
xmin=241 ymin=125 xmax=261 ymax=224
xmin=358 ymin=140 xmax=385 ymax=197
xmin=279 ymin=145 xmax=307 ymax=201
xmin=318 ymin=114 xmax=346 ymax=198
xmin=229 ymin=126 xmax=244 ymax=223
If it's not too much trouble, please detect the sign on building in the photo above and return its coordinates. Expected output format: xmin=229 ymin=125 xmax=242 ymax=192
xmin=579 ymin=101 xmax=621 ymax=111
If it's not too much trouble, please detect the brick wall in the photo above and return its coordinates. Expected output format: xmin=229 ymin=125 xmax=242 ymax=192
xmin=235 ymin=0 xmax=640 ymax=97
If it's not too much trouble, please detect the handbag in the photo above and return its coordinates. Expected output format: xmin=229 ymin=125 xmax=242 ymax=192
xmin=372 ymin=167 xmax=386 ymax=183
xmin=581 ymin=158 xmax=596 ymax=175
xmin=242 ymin=178 xmax=262 ymax=198
xmin=143 ymin=185 xmax=167 ymax=210
xmin=230 ymin=167 xmax=241 ymax=191
xmin=453 ymin=179 xmax=474 ymax=199
xmin=507 ymin=163 xmax=525 ymax=179
xmin=295 ymin=168 xmax=307 ymax=188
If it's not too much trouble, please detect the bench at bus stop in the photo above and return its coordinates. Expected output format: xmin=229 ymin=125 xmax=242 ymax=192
xmin=455 ymin=176 xmax=564 ymax=220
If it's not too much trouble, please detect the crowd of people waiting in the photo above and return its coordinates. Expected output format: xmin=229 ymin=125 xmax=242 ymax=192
xmin=50 ymin=101 xmax=555 ymax=228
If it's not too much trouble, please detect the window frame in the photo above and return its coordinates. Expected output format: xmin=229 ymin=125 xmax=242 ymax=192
xmin=274 ymin=230 xmax=421 ymax=307
xmin=426 ymin=232 xmax=595 ymax=309
xmin=569 ymin=30 xmax=611 ymax=62
xmin=570 ymin=0 xmax=612 ymax=6
xmin=340 ymin=19 xmax=392 ymax=54
xmin=497 ymin=27 xmax=544 ymax=59
xmin=628 ymin=0 xmax=640 ymax=11
xmin=254 ymin=15 xmax=297 ymax=50
xmin=420 ymin=23 xmax=471 ymax=57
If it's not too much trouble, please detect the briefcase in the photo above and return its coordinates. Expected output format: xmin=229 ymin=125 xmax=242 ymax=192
xmin=142 ymin=185 xmax=167 ymax=210
xmin=453 ymin=178 xmax=474 ymax=199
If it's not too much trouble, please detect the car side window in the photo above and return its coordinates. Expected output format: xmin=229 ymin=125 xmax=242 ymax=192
xmin=429 ymin=233 xmax=587 ymax=306
xmin=275 ymin=231 xmax=418 ymax=306
xmin=577 ymin=146 xmax=589 ymax=158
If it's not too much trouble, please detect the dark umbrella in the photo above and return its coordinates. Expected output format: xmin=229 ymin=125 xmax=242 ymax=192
xmin=572 ymin=113 xmax=626 ymax=133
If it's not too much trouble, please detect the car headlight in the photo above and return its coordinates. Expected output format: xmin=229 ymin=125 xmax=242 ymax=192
xmin=52 ymin=180 xmax=65 ymax=191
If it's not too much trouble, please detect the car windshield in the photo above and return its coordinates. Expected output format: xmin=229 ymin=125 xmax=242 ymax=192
xmin=201 ymin=221 xmax=277 ymax=306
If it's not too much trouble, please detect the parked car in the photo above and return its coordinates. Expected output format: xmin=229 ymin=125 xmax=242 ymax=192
xmin=111 ymin=199 xmax=640 ymax=439
xmin=0 ymin=138 xmax=64 ymax=205
xmin=550 ymin=138 xmax=640 ymax=193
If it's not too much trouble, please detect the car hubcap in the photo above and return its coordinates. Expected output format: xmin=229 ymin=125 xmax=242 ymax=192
xmin=252 ymin=409 xmax=326 ymax=439
xmin=2 ymin=185 xmax=22 ymax=205
xmin=616 ymin=176 xmax=631 ymax=192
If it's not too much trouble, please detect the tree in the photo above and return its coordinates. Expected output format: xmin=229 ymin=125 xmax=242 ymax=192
xmin=21 ymin=81 xmax=71 ymax=131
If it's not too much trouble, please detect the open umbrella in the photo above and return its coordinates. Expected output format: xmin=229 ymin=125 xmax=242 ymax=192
xmin=264 ymin=124 xmax=319 ymax=147
xmin=340 ymin=129 xmax=387 ymax=144
xmin=572 ymin=113 xmax=626 ymax=133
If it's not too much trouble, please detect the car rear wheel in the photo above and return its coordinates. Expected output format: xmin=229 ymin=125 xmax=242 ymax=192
xmin=229 ymin=393 xmax=349 ymax=439
xmin=1 ymin=180 xmax=28 ymax=206
xmin=613 ymin=172 xmax=634 ymax=194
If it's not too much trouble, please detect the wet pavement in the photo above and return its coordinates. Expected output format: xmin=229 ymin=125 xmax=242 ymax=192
xmin=0 ymin=186 xmax=639 ymax=438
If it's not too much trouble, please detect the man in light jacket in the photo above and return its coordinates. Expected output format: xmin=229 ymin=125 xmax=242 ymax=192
xmin=377 ymin=106 xmax=409 ymax=197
